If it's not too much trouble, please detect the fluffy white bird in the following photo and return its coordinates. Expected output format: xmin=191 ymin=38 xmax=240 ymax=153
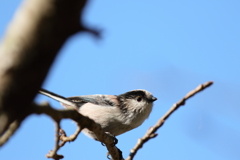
xmin=39 ymin=89 xmax=157 ymax=140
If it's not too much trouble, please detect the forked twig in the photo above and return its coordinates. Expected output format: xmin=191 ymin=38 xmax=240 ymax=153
xmin=126 ymin=81 xmax=214 ymax=160
xmin=59 ymin=125 xmax=81 ymax=147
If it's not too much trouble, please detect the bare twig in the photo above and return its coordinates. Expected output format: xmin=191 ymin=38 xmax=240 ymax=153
xmin=53 ymin=122 xmax=61 ymax=154
xmin=126 ymin=81 xmax=214 ymax=160
xmin=46 ymin=150 xmax=64 ymax=160
xmin=32 ymin=102 xmax=123 ymax=160
xmin=46 ymin=121 xmax=63 ymax=160
xmin=59 ymin=126 xmax=82 ymax=147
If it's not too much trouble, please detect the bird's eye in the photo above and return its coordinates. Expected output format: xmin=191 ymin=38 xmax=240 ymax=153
xmin=137 ymin=96 xmax=142 ymax=102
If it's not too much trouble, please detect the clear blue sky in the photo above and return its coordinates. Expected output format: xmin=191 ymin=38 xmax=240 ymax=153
xmin=1 ymin=0 xmax=240 ymax=160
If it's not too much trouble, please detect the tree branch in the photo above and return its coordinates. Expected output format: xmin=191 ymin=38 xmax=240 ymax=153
xmin=32 ymin=102 xmax=123 ymax=160
xmin=126 ymin=81 xmax=214 ymax=160
xmin=0 ymin=119 xmax=21 ymax=146
xmin=45 ymin=121 xmax=63 ymax=160
xmin=59 ymin=126 xmax=82 ymax=147
xmin=0 ymin=0 xmax=99 ymax=135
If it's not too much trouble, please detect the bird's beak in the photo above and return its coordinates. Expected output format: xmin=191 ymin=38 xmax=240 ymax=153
xmin=151 ymin=96 xmax=157 ymax=102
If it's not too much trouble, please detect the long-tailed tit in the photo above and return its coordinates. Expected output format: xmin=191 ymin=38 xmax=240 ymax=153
xmin=39 ymin=89 xmax=157 ymax=140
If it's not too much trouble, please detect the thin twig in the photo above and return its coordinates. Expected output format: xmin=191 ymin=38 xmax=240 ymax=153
xmin=59 ymin=125 xmax=82 ymax=147
xmin=46 ymin=121 xmax=63 ymax=160
xmin=45 ymin=122 xmax=82 ymax=159
xmin=126 ymin=81 xmax=214 ymax=160
xmin=53 ymin=121 xmax=61 ymax=154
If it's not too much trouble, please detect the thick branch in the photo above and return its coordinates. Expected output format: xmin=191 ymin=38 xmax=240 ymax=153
xmin=0 ymin=0 xmax=98 ymax=135
xmin=0 ymin=120 xmax=21 ymax=146
xmin=126 ymin=81 xmax=214 ymax=160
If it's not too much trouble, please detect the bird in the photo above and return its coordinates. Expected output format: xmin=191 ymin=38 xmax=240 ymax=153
xmin=39 ymin=89 xmax=157 ymax=140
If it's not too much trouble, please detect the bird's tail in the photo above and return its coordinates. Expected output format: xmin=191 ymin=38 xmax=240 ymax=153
xmin=39 ymin=89 xmax=78 ymax=107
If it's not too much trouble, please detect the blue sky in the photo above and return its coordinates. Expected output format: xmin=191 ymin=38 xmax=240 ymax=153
xmin=1 ymin=0 xmax=240 ymax=160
